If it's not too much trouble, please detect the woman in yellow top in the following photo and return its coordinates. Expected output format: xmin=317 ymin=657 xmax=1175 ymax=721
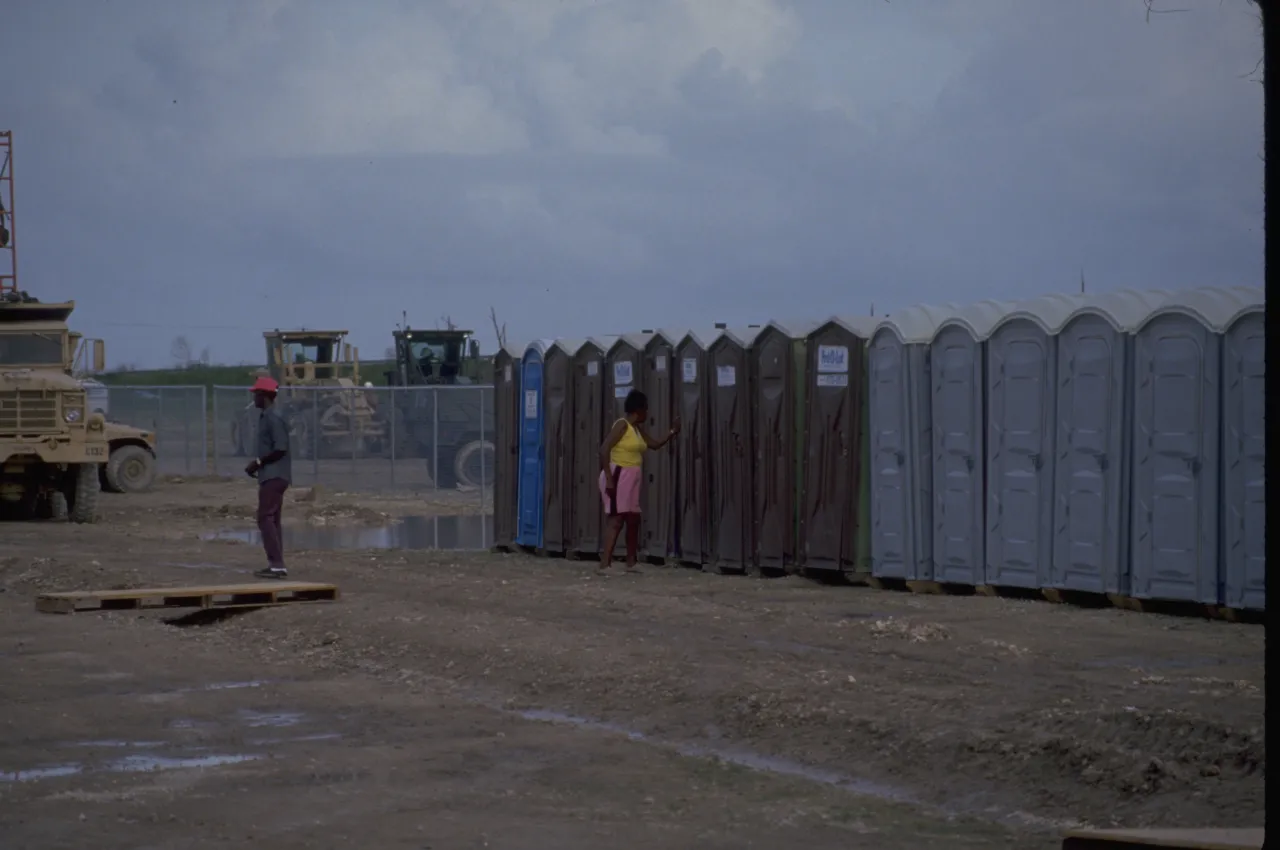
xmin=598 ymin=389 xmax=680 ymax=574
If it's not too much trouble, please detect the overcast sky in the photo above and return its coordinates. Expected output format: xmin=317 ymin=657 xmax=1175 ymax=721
xmin=0 ymin=0 xmax=1264 ymax=368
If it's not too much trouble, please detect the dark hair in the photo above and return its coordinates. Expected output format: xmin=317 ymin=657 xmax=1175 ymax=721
xmin=624 ymin=389 xmax=648 ymax=415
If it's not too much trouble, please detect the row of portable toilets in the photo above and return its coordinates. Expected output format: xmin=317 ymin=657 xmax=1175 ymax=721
xmin=490 ymin=286 xmax=1266 ymax=613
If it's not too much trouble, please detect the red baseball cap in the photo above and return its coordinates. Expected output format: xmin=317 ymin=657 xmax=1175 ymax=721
xmin=251 ymin=376 xmax=279 ymax=394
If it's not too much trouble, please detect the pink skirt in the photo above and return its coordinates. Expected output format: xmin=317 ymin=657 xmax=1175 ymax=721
xmin=599 ymin=464 xmax=643 ymax=515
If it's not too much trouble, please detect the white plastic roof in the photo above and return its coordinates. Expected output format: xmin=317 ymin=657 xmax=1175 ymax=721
xmin=871 ymin=303 xmax=965 ymax=345
xmin=647 ymin=328 xmax=684 ymax=348
xmin=764 ymin=317 xmax=822 ymax=339
xmin=609 ymin=331 xmax=655 ymax=354
xmin=550 ymin=338 xmax=588 ymax=356
xmin=712 ymin=325 xmax=765 ymax=349
xmin=1136 ymin=285 xmax=1265 ymax=332
xmin=585 ymin=335 xmax=619 ymax=353
xmin=677 ymin=328 xmax=723 ymax=349
xmin=522 ymin=338 xmax=557 ymax=359
xmin=823 ymin=314 xmax=881 ymax=340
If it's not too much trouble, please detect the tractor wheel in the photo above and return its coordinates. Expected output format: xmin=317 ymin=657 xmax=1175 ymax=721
xmin=65 ymin=463 xmax=101 ymax=524
xmin=453 ymin=439 xmax=496 ymax=488
xmin=105 ymin=445 xmax=157 ymax=493
xmin=432 ymin=446 xmax=460 ymax=490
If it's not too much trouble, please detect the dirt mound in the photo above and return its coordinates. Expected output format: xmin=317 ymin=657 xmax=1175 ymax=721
xmin=0 ymin=556 xmax=149 ymax=594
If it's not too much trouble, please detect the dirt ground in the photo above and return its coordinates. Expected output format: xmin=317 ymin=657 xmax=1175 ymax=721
xmin=0 ymin=479 xmax=1265 ymax=849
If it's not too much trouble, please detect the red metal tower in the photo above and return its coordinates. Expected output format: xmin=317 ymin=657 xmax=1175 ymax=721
xmin=0 ymin=130 xmax=16 ymax=294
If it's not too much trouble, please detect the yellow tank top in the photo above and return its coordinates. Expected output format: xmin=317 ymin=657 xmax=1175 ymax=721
xmin=609 ymin=420 xmax=646 ymax=468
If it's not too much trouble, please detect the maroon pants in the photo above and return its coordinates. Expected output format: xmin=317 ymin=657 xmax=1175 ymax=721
xmin=257 ymin=478 xmax=289 ymax=566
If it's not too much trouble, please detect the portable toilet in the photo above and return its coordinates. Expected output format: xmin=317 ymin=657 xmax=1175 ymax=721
xmin=1129 ymin=286 xmax=1264 ymax=605
xmin=799 ymin=315 xmax=876 ymax=575
xmin=569 ymin=336 xmax=617 ymax=558
xmin=673 ymin=328 xmax=723 ymax=565
xmin=641 ymin=330 xmax=683 ymax=562
xmin=516 ymin=340 xmax=554 ymax=548
xmin=983 ymin=293 xmax=1092 ymax=590
xmin=606 ymin=332 xmax=655 ymax=420
xmin=750 ymin=320 xmax=818 ymax=572
xmin=492 ymin=341 xmax=524 ymax=550
xmin=929 ymin=301 xmax=1008 ymax=586
xmin=1048 ymin=288 xmax=1168 ymax=597
xmin=866 ymin=304 xmax=954 ymax=582
xmin=707 ymin=327 xmax=760 ymax=573
xmin=1220 ymin=290 xmax=1266 ymax=611
xmin=541 ymin=339 xmax=585 ymax=555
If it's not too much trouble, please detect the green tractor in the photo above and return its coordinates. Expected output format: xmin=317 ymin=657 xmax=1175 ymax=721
xmin=384 ymin=327 xmax=495 ymax=490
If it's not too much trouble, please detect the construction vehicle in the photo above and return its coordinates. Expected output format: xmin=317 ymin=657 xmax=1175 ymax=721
xmin=230 ymin=329 xmax=386 ymax=459
xmin=384 ymin=326 xmax=495 ymax=489
xmin=68 ymin=331 xmax=158 ymax=493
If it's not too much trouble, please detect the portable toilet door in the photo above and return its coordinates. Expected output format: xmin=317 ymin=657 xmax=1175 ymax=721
xmin=541 ymin=339 xmax=583 ymax=555
xmin=641 ymin=330 xmax=680 ymax=562
xmin=569 ymin=337 xmax=614 ymax=557
xmin=673 ymin=329 xmax=721 ymax=565
xmin=930 ymin=302 xmax=1005 ymax=586
xmin=606 ymin=332 xmax=654 ymax=420
xmin=516 ymin=341 xmax=551 ymax=548
xmin=800 ymin=316 xmax=874 ymax=574
xmin=492 ymin=342 xmax=523 ymax=549
xmin=749 ymin=322 xmax=809 ymax=572
xmin=1221 ymin=298 xmax=1266 ymax=611
xmin=983 ymin=295 xmax=1083 ymax=590
xmin=866 ymin=306 xmax=950 ymax=582
xmin=707 ymin=328 xmax=756 ymax=573
xmin=1129 ymin=288 xmax=1238 ymax=604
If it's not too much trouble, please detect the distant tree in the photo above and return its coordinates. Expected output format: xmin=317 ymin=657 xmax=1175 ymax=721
xmin=170 ymin=335 xmax=192 ymax=367
xmin=490 ymin=306 xmax=508 ymax=350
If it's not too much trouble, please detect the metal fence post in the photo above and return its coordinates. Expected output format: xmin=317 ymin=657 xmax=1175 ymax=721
xmin=388 ymin=387 xmax=397 ymax=489
xmin=201 ymin=386 xmax=209 ymax=475
xmin=212 ymin=386 xmax=220 ymax=477
xmin=432 ymin=388 xmax=439 ymax=492
xmin=479 ymin=386 xmax=486 ymax=515
xmin=312 ymin=389 xmax=319 ymax=484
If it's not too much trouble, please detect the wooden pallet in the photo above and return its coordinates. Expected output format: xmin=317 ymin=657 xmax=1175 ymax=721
xmin=1061 ymin=827 xmax=1263 ymax=850
xmin=36 ymin=582 xmax=339 ymax=615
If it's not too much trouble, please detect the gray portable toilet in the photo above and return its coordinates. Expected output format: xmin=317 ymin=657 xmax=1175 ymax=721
xmin=867 ymin=304 xmax=955 ymax=582
xmin=673 ymin=328 xmax=723 ymax=566
xmin=492 ymin=341 xmax=524 ymax=550
xmin=1220 ymin=291 xmax=1266 ymax=611
xmin=641 ymin=330 xmax=683 ymax=562
xmin=1049 ymin=289 xmax=1169 ymax=596
xmin=1129 ymin=286 xmax=1262 ymax=604
xmin=569 ymin=335 xmax=617 ymax=558
xmin=606 ymin=332 xmax=656 ymax=421
xmin=707 ymin=327 xmax=761 ymax=573
xmin=983 ymin=293 xmax=1094 ymax=590
xmin=929 ymin=301 xmax=1008 ymax=586
xmin=542 ymin=339 xmax=585 ymax=555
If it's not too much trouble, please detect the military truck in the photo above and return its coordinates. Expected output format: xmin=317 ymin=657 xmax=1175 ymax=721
xmin=0 ymin=292 xmax=108 ymax=521
xmin=230 ymin=329 xmax=386 ymax=459
xmin=384 ymin=327 xmax=495 ymax=489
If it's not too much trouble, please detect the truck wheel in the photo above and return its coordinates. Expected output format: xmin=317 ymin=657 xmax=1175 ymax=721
xmin=453 ymin=439 xmax=496 ymax=488
xmin=432 ymin=446 xmax=459 ymax=490
xmin=105 ymin=445 xmax=156 ymax=493
xmin=66 ymin=463 xmax=101 ymax=524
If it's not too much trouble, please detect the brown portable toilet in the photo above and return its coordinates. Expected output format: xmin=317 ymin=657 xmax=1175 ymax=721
xmin=639 ymin=330 xmax=682 ymax=562
xmin=673 ymin=328 xmax=723 ymax=566
xmin=541 ymin=339 xmax=585 ymax=555
xmin=749 ymin=320 xmax=818 ymax=573
xmin=568 ymin=336 xmax=617 ymax=558
xmin=605 ymin=332 xmax=655 ymax=420
xmin=491 ymin=341 xmax=524 ymax=550
xmin=799 ymin=315 xmax=876 ymax=574
xmin=707 ymin=327 xmax=760 ymax=573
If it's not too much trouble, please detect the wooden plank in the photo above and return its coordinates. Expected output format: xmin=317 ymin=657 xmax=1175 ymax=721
xmin=35 ymin=582 xmax=338 ymax=615
xmin=1062 ymin=828 xmax=1264 ymax=850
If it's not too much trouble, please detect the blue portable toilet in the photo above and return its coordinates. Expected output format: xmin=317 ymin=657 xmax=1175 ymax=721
xmin=517 ymin=340 xmax=554 ymax=548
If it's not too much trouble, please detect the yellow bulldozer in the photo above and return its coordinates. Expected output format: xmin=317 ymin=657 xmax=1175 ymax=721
xmin=230 ymin=329 xmax=386 ymax=459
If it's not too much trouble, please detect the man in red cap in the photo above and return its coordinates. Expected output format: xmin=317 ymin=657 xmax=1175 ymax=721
xmin=245 ymin=376 xmax=291 ymax=579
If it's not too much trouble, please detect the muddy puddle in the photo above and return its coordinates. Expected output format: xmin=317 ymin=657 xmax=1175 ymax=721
xmin=1 ymin=753 xmax=262 ymax=783
xmin=203 ymin=514 xmax=493 ymax=551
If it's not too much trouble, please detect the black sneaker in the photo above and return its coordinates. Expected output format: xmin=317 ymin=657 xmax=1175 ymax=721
xmin=254 ymin=566 xmax=289 ymax=580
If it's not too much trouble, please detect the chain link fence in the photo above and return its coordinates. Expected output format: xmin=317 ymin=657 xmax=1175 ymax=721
xmin=211 ymin=385 xmax=495 ymax=506
xmin=102 ymin=385 xmax=209 ymax=476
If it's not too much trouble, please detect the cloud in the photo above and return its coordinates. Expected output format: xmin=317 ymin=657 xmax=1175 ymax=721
xmin=0 ymin=0 xmax=1263 ymax=365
